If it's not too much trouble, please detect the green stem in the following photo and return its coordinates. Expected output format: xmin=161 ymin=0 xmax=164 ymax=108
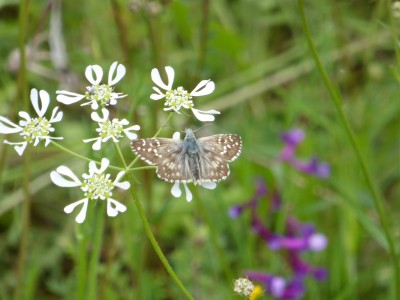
xmin=76 ymin=230 xmax=88 ymax=300
xmin=50 ymin=141 xmax=124 ymax=171
xmin=113 ymin=142 xmax=194 ymax=299
xmin=86 ymin=204 xmax=105 ymax=300
xmin=297 ymin=1 xmax=399 ymax=298
xmin=126 ymin=173 xmax=195 ymax=300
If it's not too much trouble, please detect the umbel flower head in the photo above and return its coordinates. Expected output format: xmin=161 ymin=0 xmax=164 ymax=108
xmin=50 ymin=158 xmax=129 ymax=223
xmin=150 ymin=66 xmax=220 ymax=122
xmin=83 ymin=108 xmax=140 ymax=150
xmin=169 ymin=132 xmax=217 ymax=202
xmin=56 ymin=61 xmax=127 ymax=110
xmin=0 ymin=88 xmax=63 ymax=155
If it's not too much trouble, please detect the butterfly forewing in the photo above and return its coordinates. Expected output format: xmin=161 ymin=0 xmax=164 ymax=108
xmin=198 ymin=134 xmax=242 ymax=162
xmin=131 ymin=138 xmax=181 ymax=165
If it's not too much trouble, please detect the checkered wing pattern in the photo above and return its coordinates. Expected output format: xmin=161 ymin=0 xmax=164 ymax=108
xmin=198 ymin=134 xmax=242 ymax=162
xmin=131 ymin=138 xmax=181 ymax=165
xmin=131 ymin=132 xmax=242 ymax=184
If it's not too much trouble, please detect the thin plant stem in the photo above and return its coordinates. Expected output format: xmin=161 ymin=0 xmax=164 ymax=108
xmin=193 ymin=189 xmax=234 ymax=283
xmin=126 ymin=173 xmax=195 ymax=300
xmin=113 ymin=143 xmax=195 ymax=300
xmin=76 ymin=231 xmax=88 ymax=300
xmin=86 ymin=204 xmax=105 ymax=300
xmin=50 ymin=141 xmax=124 ymax=171
xmin=297 ymin=1 xmax=399 ymax=298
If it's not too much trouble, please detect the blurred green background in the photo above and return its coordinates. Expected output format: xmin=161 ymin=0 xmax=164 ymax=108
xmin=0 ymin=0 xmax=399 ymax=299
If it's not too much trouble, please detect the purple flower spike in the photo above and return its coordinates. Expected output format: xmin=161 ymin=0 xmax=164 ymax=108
xmin=281 ymin=128 xmax=305 ymax=147
xmin=281 ymin=277 xmax=305 ymax=299
xmin=229 ymin=205 xmax=244 ymax=218
xmin=255 ymin=179 xmax=268 ymax=197
xmin=251 ymin=215 xmax=276 ymax=242
xmin=291 ymin=157 xmax=330 ymax=178
xmin=312 ymin=267 xmax=328 ymax=281
xmin=288 ymin=252 xmax=326 ymax=281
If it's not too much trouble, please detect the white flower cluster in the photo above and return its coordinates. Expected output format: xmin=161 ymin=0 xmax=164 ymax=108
xmin=0 ymin=62 xmax=224 ymax=222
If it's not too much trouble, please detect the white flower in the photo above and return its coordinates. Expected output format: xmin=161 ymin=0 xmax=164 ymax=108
xmin=169 ymin=132 xmax=216 ymax=202
xmin=83 ymin=108 xmax=140 ymax=150
xmin=56 ymin=61 xmax=127 ymax=110
xmin=50 ymin=158 xmax=129 ymax=223
xmin=150 ymin=66 xmax=220 ymax=122
xmin=0 ymin=89 xmax=63 ymax=156
xmin=233 ymin=278 xmax=255 ymax=297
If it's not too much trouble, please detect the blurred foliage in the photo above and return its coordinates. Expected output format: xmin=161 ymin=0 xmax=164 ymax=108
xmin=0 ymin=0 xmax=399 ymax=299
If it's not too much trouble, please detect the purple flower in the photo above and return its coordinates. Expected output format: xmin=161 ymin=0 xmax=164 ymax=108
xmin=290 ymin=157 xmax=330 ymax=178
xmin=279 ymin=128 xmax=330 ymax=178
xmin=288 ymin=252 xmax=328 ymax=281
xmin=251 ymin=214 xmax=276 ymax=242
xmin=246 ymin=272 xmax=305 ymax=299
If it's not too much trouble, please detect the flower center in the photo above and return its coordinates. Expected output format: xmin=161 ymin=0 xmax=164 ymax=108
xmin=165 ymin=87 xmax=193 ymax=110
xmin=21 ymin=117 xmax=51 ymax=143
xmin=85 ymin=84 xmax=114 ymax=107
xmin=99 ymin=119 xmax=124 ymax=139
xmin=81 ymin=173 xmax=114 ymax=200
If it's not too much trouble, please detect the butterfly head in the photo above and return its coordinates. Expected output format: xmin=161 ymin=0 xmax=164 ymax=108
xmin=184 ymin=128 xmax=196 ymax=141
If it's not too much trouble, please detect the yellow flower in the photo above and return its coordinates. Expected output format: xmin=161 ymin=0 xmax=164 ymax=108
xmin=249 ymin=285 xmax=264 ymax=300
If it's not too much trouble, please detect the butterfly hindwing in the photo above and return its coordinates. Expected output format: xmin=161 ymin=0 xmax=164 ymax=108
xmin=197 ymin=148 xmax=230 ymax=182
xmin=156 ymin=151 xmax=194 ymax=183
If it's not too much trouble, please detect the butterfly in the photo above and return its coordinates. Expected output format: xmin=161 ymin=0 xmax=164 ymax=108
xmin=131 ymin=129 xmax=242 ymax=185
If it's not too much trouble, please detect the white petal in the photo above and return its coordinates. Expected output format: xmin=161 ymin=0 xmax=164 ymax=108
xmin=124 ymin=130 xmax=138 ymax=140
xmin=18 ymin=111 xmax=31 ymax=124
xmin=85 ymin=65 xmax=103 ymax=85
xmin=56 ymin=92 xmax=85 ymax=105
xmin=201 ymin=181 xmax=217 ymax=189
xmin=0 ymin=117 xmax=23 ymax=134
xmin=49 ymin=107 xmax=63 ymax=123
xmin=64 ymin=199 xmax=89 ymax=223
xmin=172 ymin=132 xmax=181 ymax=140
xmin=191 ymin=108 xmax=220 ymax=122
xmin=107 ymin=198 xmax=127 ymax=217
xmin=183 ymin=184 xmax=193 ymax=202
xmin=98 ymin=158 xmax=110 ymax=173
xmin=114 ymin=171 xmax=130 ymax=190
xmin=190 ymin=80 xmax=215 ymax=96
xmin=50 ymin=166 xmax=82 ymax=187
xmin=91 ymin=108 xmax=109 ymax=122
xmin=123 ymin=124 xmax=140 ymax=140
xmin=29 ymin=89 xmax=39 ymax=115
xmin=108 ymin=62 xmax=126 ymax=86
xmin=171 ymin=183 xmax=182 ymax=198
xmin=34 ymin=90 xmax=50 ymax=117
xmin=4 ymin=141 xmax=27 ymax=156
xmin=150 ymin=87 xmax=166 ymax=100
xmin=151 ymin=66 xmax=174 ymax=90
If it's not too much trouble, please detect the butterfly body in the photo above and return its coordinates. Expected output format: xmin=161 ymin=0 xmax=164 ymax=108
xmin=131 ymin=129 xmax=242 ymax=184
